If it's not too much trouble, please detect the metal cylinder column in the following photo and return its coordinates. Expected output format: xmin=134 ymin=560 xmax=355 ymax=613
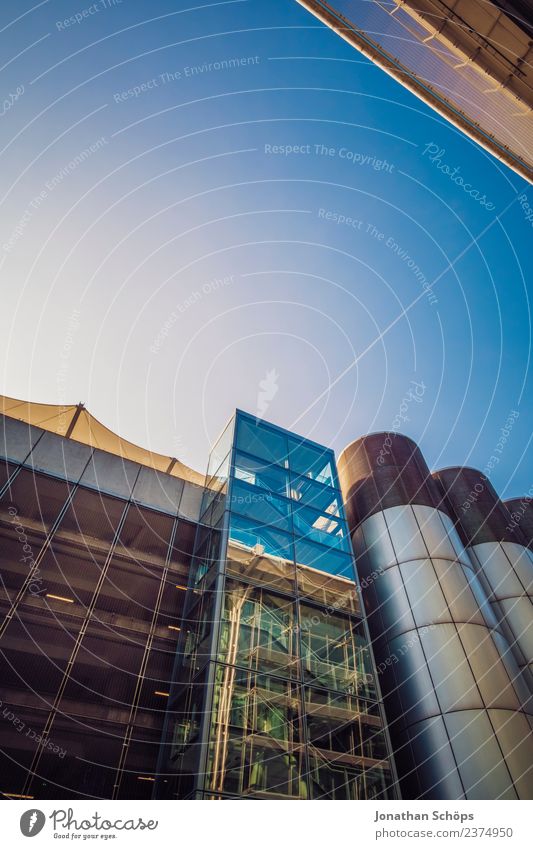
xmin=338 ymin=433 xmax=533 ymax=800
xmin=434 ymin=469 xmax=533 ymax=692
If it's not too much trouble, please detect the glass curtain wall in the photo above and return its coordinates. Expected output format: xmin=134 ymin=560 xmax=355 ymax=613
xmin=159 ymin=411 xmax=396 ymax=800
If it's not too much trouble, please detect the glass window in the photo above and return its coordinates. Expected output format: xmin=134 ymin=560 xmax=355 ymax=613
xmin=295 ymin=539 xmax=354 ymax=578
xmin=218 ymin=581 xmax=298 ymax=679
xmin=206 ymin=418 xmax=235 ymax=480
xmin=297 ymin=568 xmax=359 ymax=615
xmin=206 ymin=667 xmax=306 ymax=798
xmin=299 ymin=605 xmax=375 ymax=698
xmin=288 ymin=438 xmax=334 ymax=486
xmin=227 ymin=536 xmax=295 ymax=593
xmin=229 ymin=479 xmax=291 ymax=533
xmin=228 ymin=514 xmax=294 ymax=562
xmin=292 ymin=506 xmax=350 ymax=551
xmin=234 ymin=451 xmax=289 ymax=498
xmin=235 ymin=417 xmax=288 ymax=466
xmin=305 ymin=687 xmax=388 ymax=761
xmin=290 ymin=474 xmax=341 ymax=514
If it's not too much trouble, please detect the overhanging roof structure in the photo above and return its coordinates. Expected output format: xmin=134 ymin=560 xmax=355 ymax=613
xmin=0 ymin=393 xmax=204 ymax=485
xmin=298 ymin=0 xmax=533 ymax=182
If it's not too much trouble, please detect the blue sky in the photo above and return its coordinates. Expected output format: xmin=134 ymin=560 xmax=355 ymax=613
xmin=0 ymin=0 xmax=531 ymax=498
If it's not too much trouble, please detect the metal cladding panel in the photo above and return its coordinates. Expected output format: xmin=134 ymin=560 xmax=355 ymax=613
xmin=419 ymin=623 xmax=484 ymax=713
xmin=412 ymin=504 xmax=457 ymax=561
xmin=433 ymin=467 xmax=526 ymax=547
xmin=382 ymin=630 xmax=441 ymax=727
xmin=455 ymin=623 xmax=523 ymax=711
xmin=498 ymin=597 xmax=533 ymax=669
xmin=0 ymin=414 xmax=44 ymax=464
xmin=443 ymin=710 xmax=518 ymax=800
xmin=365 ymin=563 xmax=417 ymax=642
xmin=505 ymin=498 xmax=533 ymax=550
xmin=489 ymin=708 xmax=533 ymax=798
xmin=399 ymin=560 xmax=450 ymax=629
xmin=501 ymin=541 xmax=533 ymax=593
xmin=384 ymin=504 xmax=429 ymax=562
xmin=338 ymin=433 xmax=441 ymax=528
xmin=472 ymin=541 xmax=527 ymax=600
xmin=431 ymin=559 xmax=486 ymax=627
xmin=358 ymin=510 xmax=397 ymax=572
xmin=398 ymin=716 xmax=465 ymax=800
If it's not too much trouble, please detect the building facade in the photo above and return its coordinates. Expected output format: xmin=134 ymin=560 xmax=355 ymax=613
xmin=0 ymin=400 xmax=203 ymax=800
xmin=297 ymin=0 xmax=533 ymax=182
xmin=156 ymin=411 xmax=397 ymax=799
xmin=338 ymin=433 xmax=533 ymax=800
xmin=1 ymin=397 xmax=532 ymax=800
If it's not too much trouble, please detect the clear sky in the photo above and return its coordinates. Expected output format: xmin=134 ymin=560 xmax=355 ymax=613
xmin=0 ymin=0 xmax=531 ymax=498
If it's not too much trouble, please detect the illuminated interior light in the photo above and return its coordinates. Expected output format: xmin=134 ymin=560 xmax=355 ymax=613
xmin=154 ymin=691 xmax=170 ymax=697
xmin=175 ymin=584 xmax=188 ymax=591
xmin=46 ymin=594 xmax=74 ymax=603
xmin=3 ymin=793 xmax=34 ymax=799
xmin=168 ymin=625 xmax=181 ymax=631
xmin=137 ymin=776 xmax=155 ymax=782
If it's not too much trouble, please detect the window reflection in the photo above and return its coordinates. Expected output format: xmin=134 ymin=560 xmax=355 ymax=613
xmin=218 ymin=581 xmax=298 ymax=679
xmin=236 ymin=418 xmax=288 ymax=466
xmin=295 ymin=539 xmax=354 ymax=578
xmin=229 ymin=479 xmax=291 ymax=533
xmin=292 ymin=505 xmax=350 ymax=551
xmin=234 ymin=451 xmax=289 ymax=498
xmin=299 ymin=605 xmax=375 ymax=698
xmin=288 ymin=438 xmax=334 ymax=486
xmin=207 ymin=667 xmax=306 ymax=798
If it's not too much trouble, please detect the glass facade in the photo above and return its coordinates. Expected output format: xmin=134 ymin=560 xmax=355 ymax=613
xmin=0 ymin=415 xmax=202 ymax=800
xmin=158 ymin=411 xmax=396 ymax=799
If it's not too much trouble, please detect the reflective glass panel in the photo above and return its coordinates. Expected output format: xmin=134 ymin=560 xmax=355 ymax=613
xmin=290 ymin=474 xmax=341 ymax=514
xmin=229 ymin=479 xmax=291 ymax=533
xmin=234 ymin=451 xmax=289 ymax=498
xmin=206 ymin=667 xmax=307 ymax=798
xmin=299 ymin=605 xmax=375 ymax=698
xmin=218 ymin=581 xmax=298 ymax=679
xmin=292 ymin=505 xmax=350 ymax=551
xmin=236 ymin=417 xmax=288 ymax=466
xmin=295 ymin=539 xmax=354 ymax=578
xmin=288 ymin=438 xmax=334 ymax=486
xmin=228 ymin=514 xmax=294 ymax=562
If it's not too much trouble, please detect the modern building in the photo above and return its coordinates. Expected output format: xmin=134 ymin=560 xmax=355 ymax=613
xmin=1 ymin=396 xmax=532 ymax=800
xmin=338 ymin=433 xmax=533 ymax=800
xmin=0 ymin=396 xmax=204 ymax=800
xmin=155 ymin=410 xmax=397 ymax=799
xmin=297 ymin=0 xmax=533 ymax=182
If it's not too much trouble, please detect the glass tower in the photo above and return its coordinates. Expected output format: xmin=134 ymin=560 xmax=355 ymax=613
xmin=157 ymin=411 xmax=397 ymax=799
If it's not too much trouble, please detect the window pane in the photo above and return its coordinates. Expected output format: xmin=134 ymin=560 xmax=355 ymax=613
xmin=206 ymin=667 xmax=306 ymax=799
xmin=218 ymin=581 xmax=298 ymax=679
xmin=207 ymin=418 xmax=235 ymax=480
xmin=229 ymin=479 xmax=291 ymax=533
xmin=299 ymin=605 xmax=375 ymax=698
xmin=293 ymin=506 xmax=350 ymax=551
xmin=297 ymin=568 xmax=359 ymax=615
xmin=288 ymin=439 xmax=334 ymax=486
xmin=229 ymin=514 xmax=294 ymax=562
xmin=295 ymin=539 xmax=354 ymax=578
xmin=234 ymin=451 xmax=289 ymax=498
xmin=290 ymin=475 xmax=341 ymax=514
xmin=235 ymin=417 xmax=288 ymax=466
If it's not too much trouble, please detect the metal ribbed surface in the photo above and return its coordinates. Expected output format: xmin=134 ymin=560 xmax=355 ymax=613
xmin=339 ymin=437 xmax=533 ymax=799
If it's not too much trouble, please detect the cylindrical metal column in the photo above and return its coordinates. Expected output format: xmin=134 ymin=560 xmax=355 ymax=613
xmin=338 ymin=433 xmax=533 ymax=800
xmin=504 ymin=497 xmax=533 ymax=551
xmin=434 ymin=469 xmax=533 ymax=693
